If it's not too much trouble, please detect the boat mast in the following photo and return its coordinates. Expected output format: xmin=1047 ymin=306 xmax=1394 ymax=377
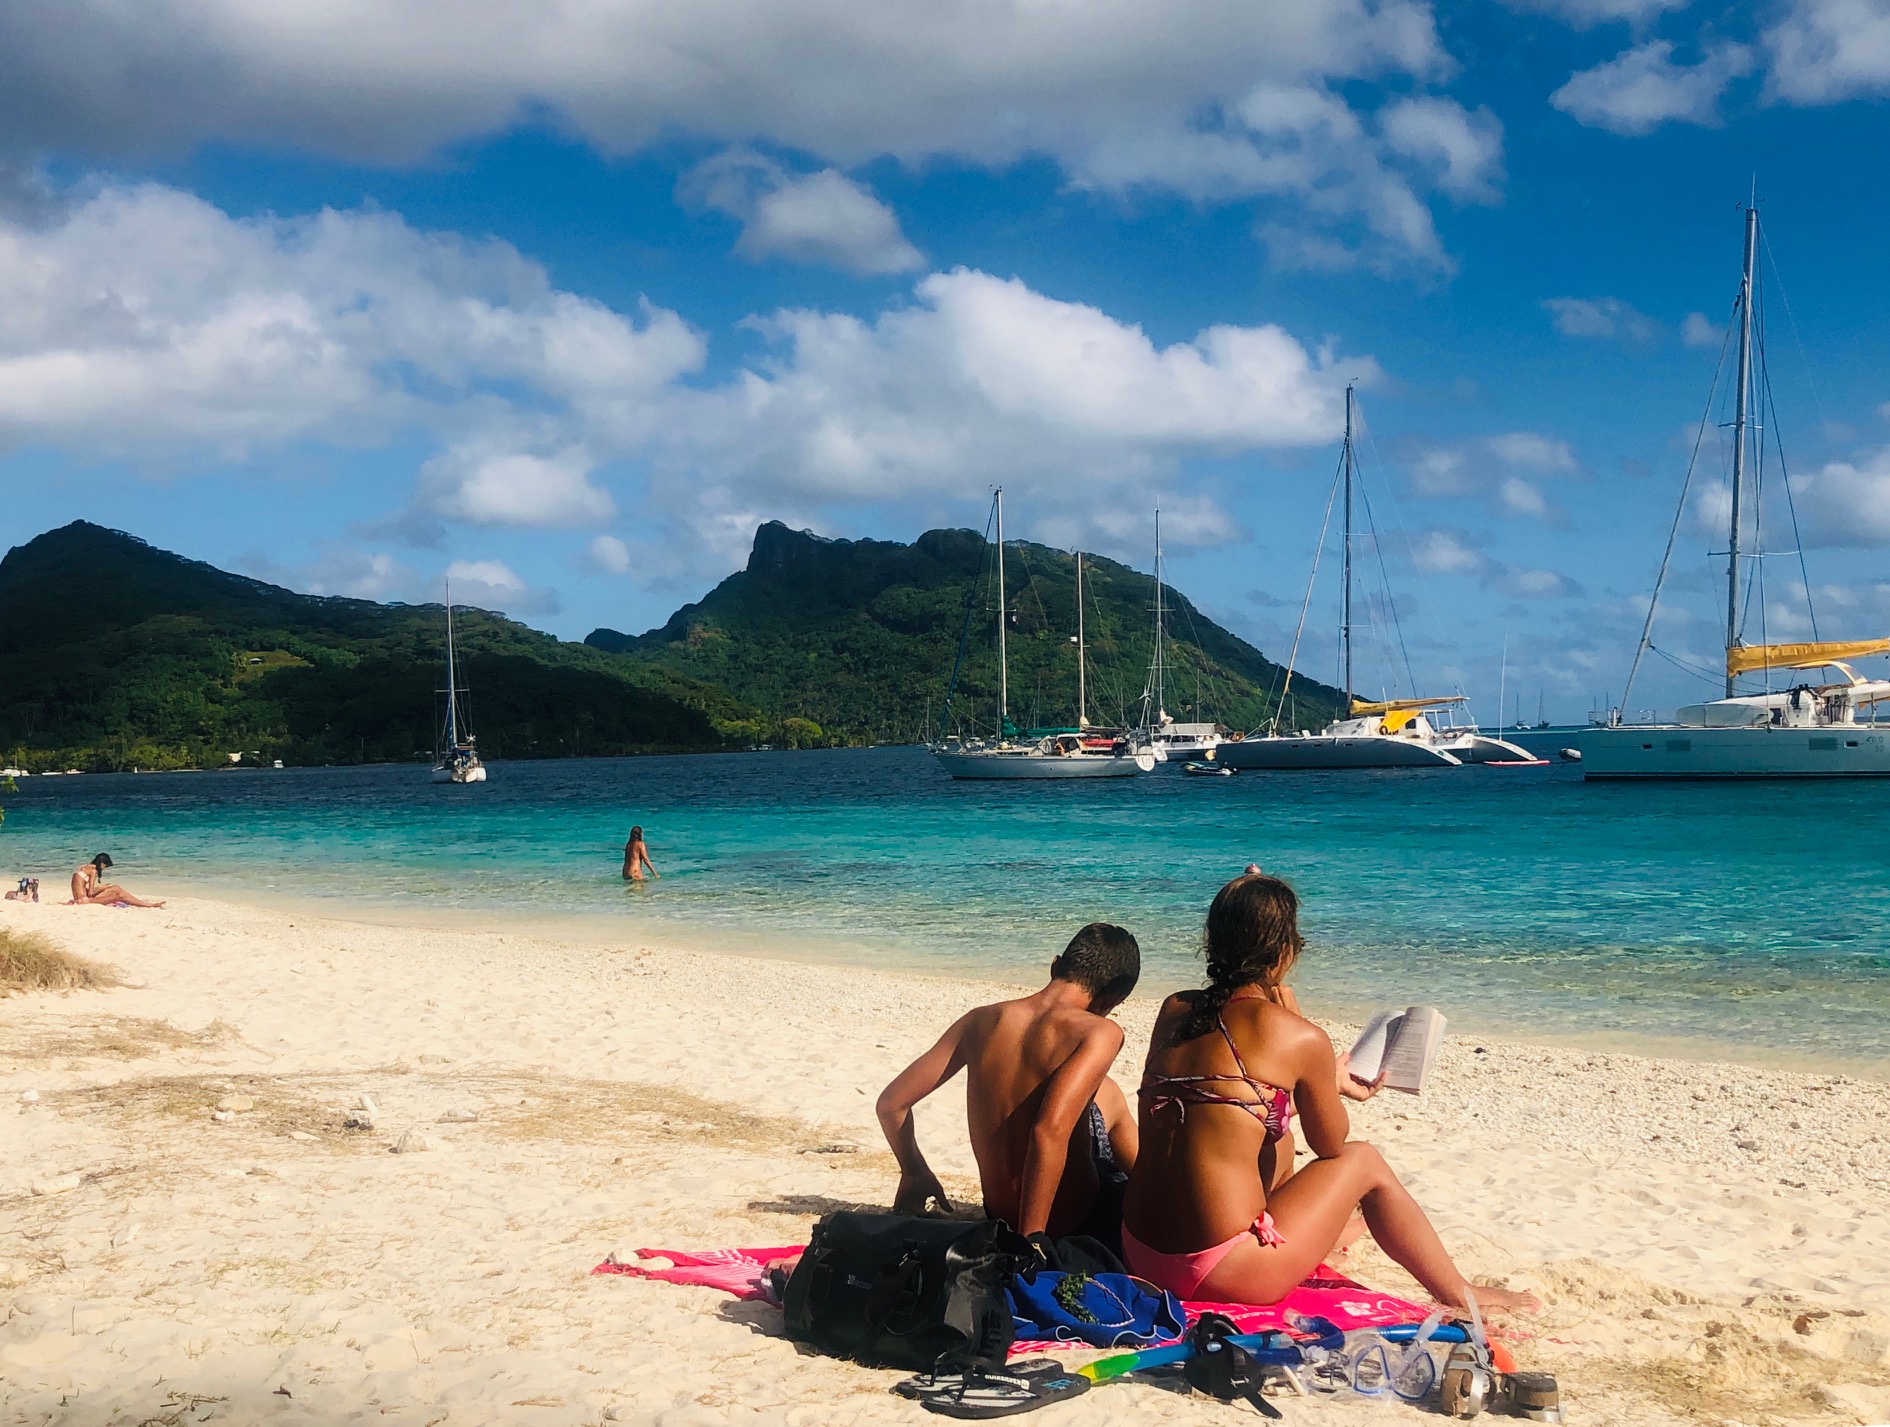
xmin=1153 ymin=509 xmax=1166 ymax=724
xmin=443 ymin=581 xmax=459 ymax=749
xmin=1726 ymin=203 xmax=1758 ymax=697
xmin=1342 ymin=384 xmax=1355 ymax=709
xmin=995 ymin=488 xmax=1008 ymax=734
xmin=1075 ymin=550 xmax=1088 ymax=728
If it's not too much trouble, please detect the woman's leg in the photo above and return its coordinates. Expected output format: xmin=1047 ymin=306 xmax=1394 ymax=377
xmin=1195 ymin=1141 xmax=1538 ymax=1313
xmin=86 ymin=885 xmax=164 ymax=908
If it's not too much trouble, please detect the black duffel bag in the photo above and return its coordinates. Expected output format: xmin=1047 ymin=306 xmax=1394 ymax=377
xmin=782 ymin=1212 xmax=1030 ymax=1372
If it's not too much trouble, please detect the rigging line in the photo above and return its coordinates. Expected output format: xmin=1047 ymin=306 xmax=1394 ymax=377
xmin=1760 ymin=226 xmax=1836 ymax=443
xmin=1270 ymin=444 xmax=1346 ymax=736
xmin=1766 ymin=360 xmax=1819 ymax=642
xmin=1650 ymin=643 xmax=1725 ymax=686
xmin=1355 ymin=476 xmax=1419 ymax=700
xmin=1621 ymin=300 xmax=1738 ymax=710
xmin=1358 ymin=406 xmax=1435 ymax=660
xmin=937 ymin=495 xmax=999 ymax=735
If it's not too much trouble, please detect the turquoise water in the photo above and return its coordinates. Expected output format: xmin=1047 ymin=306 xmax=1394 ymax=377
xmin=4 ymin=748 xmax=1888 ymax=1074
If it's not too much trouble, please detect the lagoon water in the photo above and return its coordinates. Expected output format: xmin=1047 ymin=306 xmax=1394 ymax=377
xmin=5 ymin=747 xmax=1887 ymax=1074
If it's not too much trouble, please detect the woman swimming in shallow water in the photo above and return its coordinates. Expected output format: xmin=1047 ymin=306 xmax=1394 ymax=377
xmin=1119 ymin=872 xmax=1538 ymax=1314
xmin=622 ymin=827 xmax=659 ymax=882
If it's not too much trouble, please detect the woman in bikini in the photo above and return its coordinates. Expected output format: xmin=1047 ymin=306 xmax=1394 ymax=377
xmin=1120 ymin=871 xmax=1537 ymax=1314
xmin=621 ymin=827 xmax=659 ymax=882
xmin=69 ymin=853 xmax=165 ymax=908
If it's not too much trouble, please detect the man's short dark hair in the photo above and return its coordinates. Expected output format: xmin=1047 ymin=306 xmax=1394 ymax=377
xmin=1052 ymin=922 xmax=1140 ymax=1005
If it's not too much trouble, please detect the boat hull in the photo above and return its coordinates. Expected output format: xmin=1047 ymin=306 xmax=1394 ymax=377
xmin=1580 ymin=725 xmax=1890 ymax=778
xmin=932 ymin=749 xmax=1155 ymax=779
xmin=1439 ymin=733 xmax=1542 ymax=764
xmin=431 ymin=763 xmax=488 ymax=784
xmin=1216 ymin=735 xmax=1461 ymax=769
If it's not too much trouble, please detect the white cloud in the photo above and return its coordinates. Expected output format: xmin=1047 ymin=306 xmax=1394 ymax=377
xmin=1411 ymin=528 xmax=1485 ymax=574
xmin=1552 ymin=40 xmax=1753 ymax=134
xmin=237 ymin=545 xmax=414 ymax=600
xmin=589 ymin=534 xmax=632 ymax=574
xmin=0 ymin=180 xmax=704 ymax=487
xmin=1377 ymin=97 xmax=1504 ymax=201
xmin=0 ymin=176 xmax=1374 ymax=570
xmin=1406 ymin=430 xmax=1581 ymax=520
xmin=445 ymin=557 xmax=560 ymax=616
xmin=1792 ymin=446 xmax=1890 ymax=547
xmin=419 ymin=445 xmax=615 ymax=528
xmin=1542 ymin=295 xmax=1658 ymax=341
xmin=0 ymin=1 xmax=1485 ymax=269
xmin=681 ymin=150 xmax=923 ymax=276
xmin=1763 ymin=0 xmax=1890 ymax=104
xmin=1498 ymin=0 xmax=1690 ymax=25
xmin=1681 ymin=311 xmax=1721 ymax=347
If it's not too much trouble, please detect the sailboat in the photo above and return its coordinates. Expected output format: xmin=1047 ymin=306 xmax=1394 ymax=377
xmin=1141 ymin=510 xmax=1225 ymax=762
xmin=430 ymin=584 xmax=487 ymax=784
xmin=1581 ymin=203 xmax=1890 ymax=779
xmin=930 ymin=490 xmax=1156 ymax=780
xmin=1218 ymin=386 xmax=1535 ymax=771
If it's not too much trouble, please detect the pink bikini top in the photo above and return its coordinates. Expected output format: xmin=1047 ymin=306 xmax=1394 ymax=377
xmin=1138 ymin=992 xmax=1294 ymax=1143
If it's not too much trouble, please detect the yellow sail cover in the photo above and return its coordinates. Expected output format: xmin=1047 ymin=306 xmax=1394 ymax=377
xmin=1726 ymin=639 xmax=1890 ymax=677
xmin=1348 ymin=695 xmax=1466 ymax=717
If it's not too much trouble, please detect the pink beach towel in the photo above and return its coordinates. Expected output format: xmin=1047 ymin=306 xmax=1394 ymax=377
xmin=594 ymin=1247 xmax=1430 ymax=1352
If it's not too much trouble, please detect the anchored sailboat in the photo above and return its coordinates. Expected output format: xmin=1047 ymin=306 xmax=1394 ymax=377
xmin=1218 ymin=386 xmax=1533 ymax=771
xmin=930 ymin=490 xmax=1155 ymax=780
xmin=430 ymin=583 xmax=487 ymax=784
xmin=1582 ymin=203 xmax=1890 ymax=778
xmin=1141 ymin=511 xmax=1224 ymax=762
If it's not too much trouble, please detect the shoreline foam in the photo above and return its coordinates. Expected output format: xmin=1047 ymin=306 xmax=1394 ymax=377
xmin=5 ymin=894 xmax=1890 ymax=1425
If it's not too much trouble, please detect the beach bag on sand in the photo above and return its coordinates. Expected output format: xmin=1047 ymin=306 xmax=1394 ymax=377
xmin=783 ymin=1213 xmax=1028 ymax=1372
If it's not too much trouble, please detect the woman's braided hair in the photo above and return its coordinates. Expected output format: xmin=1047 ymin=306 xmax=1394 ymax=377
xmin=1174 ymin=872 xmax=1305 ymax=1042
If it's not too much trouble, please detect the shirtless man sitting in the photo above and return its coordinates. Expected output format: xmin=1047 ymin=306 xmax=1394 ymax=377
xmin=70 ymin=854 xmax=165 ymax=908
xmin=875 ymin=923 xmax=1140 ymax=1249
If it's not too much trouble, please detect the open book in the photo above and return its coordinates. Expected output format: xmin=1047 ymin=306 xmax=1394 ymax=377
xmin=1347 ymin=1005 xmax=1447 ymax=1095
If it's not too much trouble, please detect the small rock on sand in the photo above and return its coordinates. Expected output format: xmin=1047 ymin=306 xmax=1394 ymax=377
xmin=32 ymin=1173 xmax=82 ymax=1196
xmin=436 ymin=1108 xmax=479 ymax=1123
xmin=343 ymin=1109 xmax=378 ymax=1130
xmin=355 ymin=1094 xmax=379 ymax=1114
xmin=211 ymin=1109 xmax=234 ymax=1123
xmin=215 ymin=1095 xmax=255 ymax=1113
xmin=392 ymin=1128 xmax=437 ymax=1154
xmin=287 ymin=1130 xmax=318 ymax=1142
xmin=18 ymin=1089 xmax=40 ymax=1105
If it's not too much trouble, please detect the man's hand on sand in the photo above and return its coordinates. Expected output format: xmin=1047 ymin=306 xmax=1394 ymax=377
xmin=893 ymin=1169 xmax=953 ymax=1216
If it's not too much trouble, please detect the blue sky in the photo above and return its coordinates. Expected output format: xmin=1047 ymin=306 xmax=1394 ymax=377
xmin=4 ymin=0 xmax=1890 ymax=722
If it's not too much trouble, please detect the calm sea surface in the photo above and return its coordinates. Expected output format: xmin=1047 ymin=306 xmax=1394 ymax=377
xmin=4 ymin=748 xmax=1886 ymax=1074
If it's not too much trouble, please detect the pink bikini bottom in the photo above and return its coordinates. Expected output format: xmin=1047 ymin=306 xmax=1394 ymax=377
xmin=1120 ymin=1214 xmax=1288 ymax=1299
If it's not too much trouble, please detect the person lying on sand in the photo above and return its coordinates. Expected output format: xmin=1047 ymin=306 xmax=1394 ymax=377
xmin=69 ymin=853 xmax=165 ymax=908
xmin=876 ymin=923 xmax=1141 ymax=1249
xmin=1121 ymin=872 xmax=1539 ymax=1315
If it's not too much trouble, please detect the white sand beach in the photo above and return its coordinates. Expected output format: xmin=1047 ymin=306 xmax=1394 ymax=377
xmin=5 ymin=893 xmax=1890 ymax=1426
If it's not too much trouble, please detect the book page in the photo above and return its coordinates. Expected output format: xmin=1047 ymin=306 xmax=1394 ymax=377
xmin=1380 ymin=1006 xmax=1446 ymax=1094
xmin=1347 ymin=1009 xmax=1402 ymax=1084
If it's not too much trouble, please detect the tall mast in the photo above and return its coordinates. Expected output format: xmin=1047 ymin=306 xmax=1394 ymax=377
xmin=443 ymin=581 xmax=459 ymax=748
xmin=1342 ymin=384 xmax=1355 ymax=709
xmin=1726 ymin=203 xmax=1758 ymax=697
xmin=1153 ymin=509 xmax=1166 ymax=724
xmin=1075 ymin=550 xmax=1088 ymax=728
xmin=995 ymin=488 xmax=1008 ymax=733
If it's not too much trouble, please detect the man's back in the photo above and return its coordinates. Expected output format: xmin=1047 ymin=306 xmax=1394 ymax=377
xmin=960 ymin=996 xmax=1111 ymax=1232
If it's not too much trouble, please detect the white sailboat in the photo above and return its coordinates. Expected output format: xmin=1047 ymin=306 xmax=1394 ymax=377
xmin=1582 ymin=203 xmax=1890 ymax=779
xmin=1141 ymin=510 xmax=1225 ymax=762
xmin=430 ymin=584 xmax=487 ymax=784
xmin=1218 ymin=385 xmax=1535 ymax=772
xmin=931 ymin=490 xmax=1156 ymax=780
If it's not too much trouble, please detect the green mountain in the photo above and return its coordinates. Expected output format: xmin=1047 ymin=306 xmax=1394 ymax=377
xmin=0 ymin=523 xmax=760 ymax=771
xmin=586 ymin=521 xmax=1341 ymax=743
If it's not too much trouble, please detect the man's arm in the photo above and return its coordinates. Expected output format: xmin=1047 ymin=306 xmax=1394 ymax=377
xmin=1015 ymin=1020 xmax=1124 ymax=1236
xmin=874 ymin=1015 xmax=972 ymax=1215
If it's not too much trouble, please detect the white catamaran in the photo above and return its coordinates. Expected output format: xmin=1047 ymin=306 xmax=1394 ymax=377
xmin=1582 ymin=204 xmax=1890 ymax=779
xmin=1218 ymin=386 xmax=1535 ymax=771
xmin=431 ymin=584 xmax=487 ymax=784
xmin=930 ymin=490 xmax=1156 ymax=780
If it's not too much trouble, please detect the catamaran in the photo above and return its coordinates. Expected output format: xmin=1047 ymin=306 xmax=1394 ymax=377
xmin=1140 ymin=510 xmax=1225 ymax=762
xmin=1581 ymin=203 xmax=1890 ymax=779
xmin=431 ymin=584 xmax=487 ymax=784
xmin=930 ymin=490 xmax=1156 ymax=780
xmin=1217 ymin=386 xmax=1534 ymax=771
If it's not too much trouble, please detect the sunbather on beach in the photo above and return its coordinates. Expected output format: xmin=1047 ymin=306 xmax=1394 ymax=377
xmin=1121 ymin=873 xmax=1538 ymax=1314
xmin=69 ymin=854 xmax=165 ymax=908
xmin=875 ymin=923 xmax=1141 ymax=1248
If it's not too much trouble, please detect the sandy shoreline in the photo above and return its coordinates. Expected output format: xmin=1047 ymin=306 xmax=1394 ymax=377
xmin=5 ymin=894 xmax=1890 ymax=1425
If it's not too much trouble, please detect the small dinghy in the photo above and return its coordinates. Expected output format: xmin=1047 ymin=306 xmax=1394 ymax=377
xmin=1183 ymin=760 xmax=1235 ymax=776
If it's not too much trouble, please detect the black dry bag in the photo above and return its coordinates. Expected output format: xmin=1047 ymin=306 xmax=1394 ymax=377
xmin=782 ymin=1213 xmax=1028 ymax=1372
